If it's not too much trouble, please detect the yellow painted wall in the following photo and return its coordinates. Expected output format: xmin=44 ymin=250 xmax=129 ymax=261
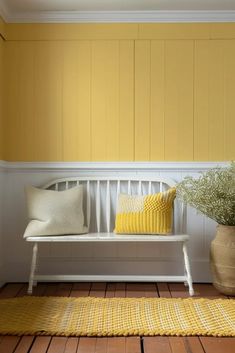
xmin=2 ymin=23 xmax=235 ymax=161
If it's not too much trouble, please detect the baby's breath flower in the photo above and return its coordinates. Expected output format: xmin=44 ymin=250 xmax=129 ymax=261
xmin=176 ymin=162 xmax=235 ymax=226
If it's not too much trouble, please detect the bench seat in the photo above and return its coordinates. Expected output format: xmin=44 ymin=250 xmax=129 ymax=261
xmin=25 ymin=176 xmax=194 ymax=296
xmin=26 ymin=233 xmax=189 ymax=243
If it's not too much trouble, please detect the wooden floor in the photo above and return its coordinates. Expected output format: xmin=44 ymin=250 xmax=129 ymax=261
xmin=0 ymin=282 xmax=235 ymax=353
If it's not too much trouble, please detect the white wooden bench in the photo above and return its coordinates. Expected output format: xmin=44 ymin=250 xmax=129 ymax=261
xmin=26 ymin=176 xmax=194 ymax=296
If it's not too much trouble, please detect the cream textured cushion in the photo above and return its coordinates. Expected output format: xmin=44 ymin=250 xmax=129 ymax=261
xmin=23 ymin=186 xmax=87 ymax=238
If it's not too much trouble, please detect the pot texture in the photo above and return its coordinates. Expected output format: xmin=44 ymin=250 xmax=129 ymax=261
xmin=210 ymin=225 xmax=235 ymax=295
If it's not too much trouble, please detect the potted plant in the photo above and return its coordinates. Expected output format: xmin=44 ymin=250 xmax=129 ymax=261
xmin=176 ymin=162 xmax=235 ymax=295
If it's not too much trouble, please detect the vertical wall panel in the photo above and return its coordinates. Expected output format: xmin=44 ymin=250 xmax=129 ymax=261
xmin=91 ymin=40 xmax=134 ymax=161
xmin=150 ymin=40 xmax=165 ymax=160
xmin=17 ymin=42 xmax=35 ymax=161
xmin=208 ymin=41 xmax=225 ymax=161
xmin=104 ymin=41 xmax=119 ymax=161
xmin=119 ymin=41 xmax=134 ymax=160
xmin=5 ymin=41 xmax=63 ymax=161
xmin=194 ymin=41 xmax=209 ymax=160
xmin=164 ymin=40 xmax=194 ymax=161
xmin=224 ymin=40 xmax=235 ymax=160
xmin=63 ymin=41 xmax=91 ymax=161
xmin=194 ymin=40 xmax=235 ymax=161
xmin=4 ymin=42 xmax=20 ymax=160
xmin=135 ymin=40 xmax=194 ymax=161
xmin=135 ymin=40 xmax=151 ymax=161
xmin=91 ymin=41 xmax=119 ymax=161
xmin=34 ymin=42 xmax=63 ymax=161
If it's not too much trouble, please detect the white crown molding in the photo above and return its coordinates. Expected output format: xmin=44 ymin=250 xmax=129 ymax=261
xmin=1 ymin=9 xmax=235 ymax=23
xmin=0 ymin=160 xmax=228 ymax=173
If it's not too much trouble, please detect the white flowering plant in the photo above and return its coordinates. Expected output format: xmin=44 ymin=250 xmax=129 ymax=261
xmin=176 ymin=162 xmax=235 ymax=226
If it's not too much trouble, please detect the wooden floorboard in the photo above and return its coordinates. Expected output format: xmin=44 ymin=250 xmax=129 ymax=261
xmin=41 ymin=283 xmax=59 ymax=297
xmin=0 ymin=283 xmax=25 ymax=298
xmin=169 ymin=337 xmax=189 ymax=353
xmin=16 ymin=285 xmax=28 ymax=298
xmin=200 ymin=337 xmax=235 ymax=353
xmin=126 ymin=282 xmax=159 ymax=298
xmin=31 ymin=284 xmax=48 ymax=297
xmin=183 ymin=337 xmax=205 ymax=353
xmin=28 ymin=336 xmax=51 ymax=353
xmin=193 ymin=283 xmax=227 ymax=298
xmin=114 ymin=283 xmax=126 ymax=297
xmin=54 ymin=283 xmax=73 ymax=297
xmin=64 ymin=337 xmax=79 ymax=353
xmin=0 ymin=282 xmax=234 ymax=353
xmin=125 ymin=337 xmax=141 ymax=353
xmin=157 ymin=283 xmax=171 ymax=297
xmin=14 ymin=336 xmax=35 ymax=353
xmin=143 ymin=337 xmax=172 ymax=353
xmin=47 ymin=337 xmax=68 ymax=353
xmin=168 ymin=283 xmax=189 ymax=298
xmin=93 ymin=338 xmax=108 ymax=353
xmin=106 ymin=337 xmax=126 ymax=353
xmin=0 ymin=336 xmax=21 ymax=353
xmin=105 ymin=283 xmax=116 ymax=297
xmin=144 ymin=337 xmax=206 ymax=353
xmin=89 ymin=282 xmax=106 ymax=297
xmin=70 ymin=283 xmax=91 ymax=297
xmin=76 ymin=337 xmax=96 ymax=353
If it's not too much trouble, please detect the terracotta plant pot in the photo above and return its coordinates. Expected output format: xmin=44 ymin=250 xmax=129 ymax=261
xmin=210 ymin=225 xmax=235 ymax=295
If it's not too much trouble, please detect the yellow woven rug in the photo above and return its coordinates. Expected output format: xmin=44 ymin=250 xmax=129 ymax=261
xmin=0 ymin=296 xmax=235 ymax=337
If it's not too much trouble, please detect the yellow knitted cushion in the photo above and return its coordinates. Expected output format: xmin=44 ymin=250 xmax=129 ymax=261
xmin=114 ymin=187 xmax=176 ymax=235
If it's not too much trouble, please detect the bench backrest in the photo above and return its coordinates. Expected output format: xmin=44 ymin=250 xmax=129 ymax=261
xmin=43 ymin=176 xmax=186 ymax=234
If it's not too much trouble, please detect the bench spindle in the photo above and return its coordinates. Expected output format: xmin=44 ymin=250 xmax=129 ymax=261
xmin=86 ymin=181 xmax=91 ymax=231
xmin=96 ymin=180 xmax=101 ymax=233
xmin=148 ymin=181 xmax=152 ymax=194
xmin=138 ymin=181 xmax=142 ymax=195
xmin=127 ymin=180 xmax=131 ymax=195
xmin=116 ymin=180 xmax=120 ymax=210
xmin=106 ymin=180 xmax=111 ymax=232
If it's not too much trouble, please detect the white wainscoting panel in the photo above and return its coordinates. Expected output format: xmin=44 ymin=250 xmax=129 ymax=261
xmin=0 ymin=161 xmax=227 ymax=283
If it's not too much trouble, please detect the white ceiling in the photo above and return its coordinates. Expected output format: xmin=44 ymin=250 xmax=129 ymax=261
xmin=1 ymin=0 xmax=235 ymax=22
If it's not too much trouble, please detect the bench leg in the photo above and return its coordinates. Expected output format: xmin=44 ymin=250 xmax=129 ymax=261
xmin=182 ymin=241 xmax=194 ymax=296
xmin=28 ymin=243 xmax=38 ymax=295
